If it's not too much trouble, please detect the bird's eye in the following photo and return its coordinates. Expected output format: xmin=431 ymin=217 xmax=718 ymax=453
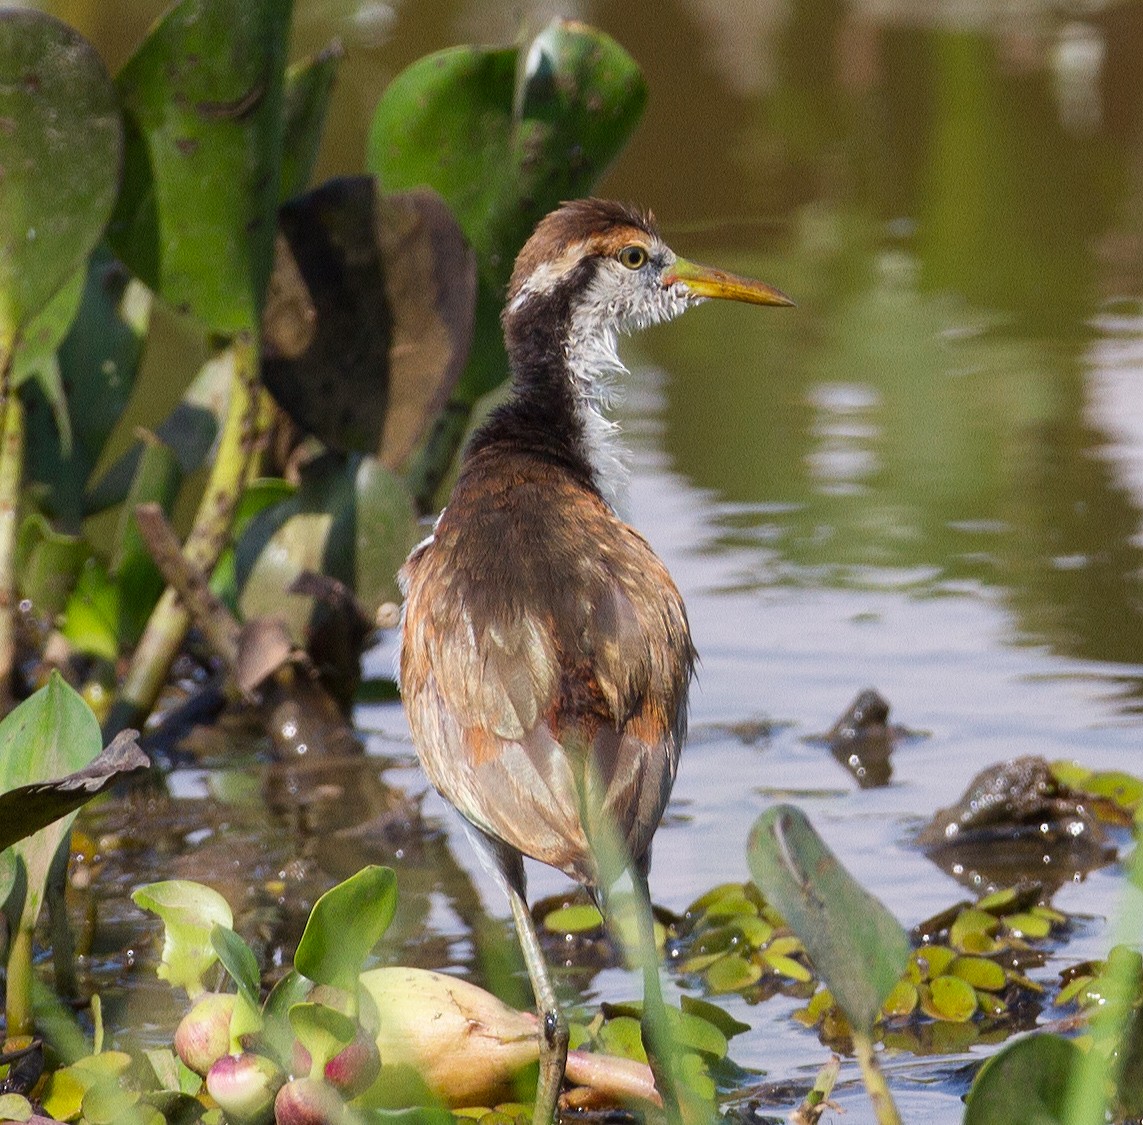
xmin=618 ymin=245 xmax=648 ymax=270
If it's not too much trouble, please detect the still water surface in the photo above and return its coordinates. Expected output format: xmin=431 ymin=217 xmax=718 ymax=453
xmin=39 ymin=0 xmax=1143 ymax=1120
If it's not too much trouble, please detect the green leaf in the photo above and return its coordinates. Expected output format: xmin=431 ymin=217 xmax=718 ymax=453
xmin=0 ymin=674 xmax=107 ymax=932
xmin=109 ymin=0 xmax=292 ymax=332
xmin=368 ymin=18 xmax=645 ymax=402
xmin=16 ymin=514 xmax=90 ymax=619
xmin=211 ymin=924 xmax=263 ymax=1043
xmin=236 ymin=452 xmax=418 ymax=639
xmin=60 ymin=556 xmax=120 ymax=663
xmin=24 ymin=248 xmax=153 ymax=527
xmin=747 ymin=804 xmax=910 ymax=1034
xmin=294 ymin=866 xmax=397 ymax=997
xmin=288 ymin=1001 xmax=355 ymax=1076
xmin=679 ymin=995 xmax=751 ymax=1040
xmin=541 ymin=903 xmax=604 ymax=935
xmin=0 ymin=11 xmax=121 ymax=335
xmin=259 ymin=969 xmax=313 ymax=1068
xmin=132 ymin=880 xmax=234 ymax=999
xmin=85 ymin=347 xmax=226 ymax=516
xmin=0 ymin=728 xmax=147 ymax=854
xmin=12 ymin=267 xmax=85 ymax=402
xmin=0 ymin=1094 xmax=33 ymax=1122
xmin=964 ymin=1033 xmax=1078 ymax=1125
xmin=280 ymin=43 xmax=344 ymax=203
xmin=924 ymin=974 xmax=978 ymax=1022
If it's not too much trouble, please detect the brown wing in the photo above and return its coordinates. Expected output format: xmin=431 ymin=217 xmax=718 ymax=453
xmin=400 ymin=449 xmax=695 ymax=887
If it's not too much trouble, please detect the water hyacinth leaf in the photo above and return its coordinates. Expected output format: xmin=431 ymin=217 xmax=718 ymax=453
xmin=211 ymin=924 xmax=263 ymax=1042
xmin=85 ymin=347 xmax=226 ymax=516
xmin=280 ymin=43 xmax=344 ymax=203
xmin=236 ymin=452 xmax=418 ymax=643
xmin=109 ymin=0 xmax=291 ymax=333
xmin=0 ymin=728 xmax=146 ymax=853
xmin=963 ymin=1033 xmax=1077 ymax=1125
xmin=0 ymin=11 xmax=121 ymax=335
xmin=25 ymin=249 xmax=153 ymax=527
xmin=747 ymin=804 xmax=911 ymax=1034
xmin=11 ymin=268 xmax=84 ymax=410
xmin=294 ymin=865 xmax=397 ymax=996
xmin=0 ymin=675 xmax=107 ymax=924
xmin=16 ymin=515 xmax=89 ymax=619
xmin=288 ymin=1002 xmax=356 ymax=1073
xmin=262 ymin=179 xmax=475 ymax=468
xmin=368 ymin=18 xmax=646 ymax=403
xmin=60 ymin=557 xmax=119 ymax=663
xmin=132 ymin=880 xmax=234 ymax=999
xmin=260 ymin=970 xmax=313 ymax=1067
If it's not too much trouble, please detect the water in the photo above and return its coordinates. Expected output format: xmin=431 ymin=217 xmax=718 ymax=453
xmin=35 ymin=0 xmax=1143 ymax=1120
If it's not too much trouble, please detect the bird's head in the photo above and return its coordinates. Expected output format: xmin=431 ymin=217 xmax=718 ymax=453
xmin=503 ymin=199 xmax=793 ymax=356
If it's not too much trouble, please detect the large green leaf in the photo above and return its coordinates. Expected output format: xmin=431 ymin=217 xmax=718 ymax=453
xmin=368 ymin=19 xmax=646 ymax=402
xmin=24 ymin=247 xmax=152 ymax=528
xmin=747 ymin=804 xmax=911 ymax=1034
xmin=963 ymin=1033 xmax=1078 ymax=1125
xmin=0 ymin=675 xmax=107 ymax=933
xmin=0 ymin=11 xmax=121 ymax=337
xmin=109 ymin=0 xmax=293 ymax=333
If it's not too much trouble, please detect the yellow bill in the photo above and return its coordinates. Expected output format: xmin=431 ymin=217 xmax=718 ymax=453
xmin=665 ymin=256 xmax=794 ymax=307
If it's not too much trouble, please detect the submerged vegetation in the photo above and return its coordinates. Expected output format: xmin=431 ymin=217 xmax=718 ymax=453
xmin=1 ymin=0 xmax=1143 ymax=1123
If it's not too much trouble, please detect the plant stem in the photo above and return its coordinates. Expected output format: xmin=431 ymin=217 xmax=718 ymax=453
xmin=6 ymin=922 xmax=35 ymax=1037
xmin=105 ymin=333 xmax=264 ymax=736
xmin=1060 ymin=835 xmax=1143 ymax=1125
xmin=0 ymin=333 xmax=19 ymax=718
xmin=852 ymin=1029 xmax=902 ymax=1125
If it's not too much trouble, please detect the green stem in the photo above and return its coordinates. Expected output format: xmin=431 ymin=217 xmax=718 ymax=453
xmin=6 ymin=922 xmax=34 ymax=1037
xmin=105 ymin=333 xmax=263 ymax=736
xmin=852 ymin=1029 xmax=902 ymax=1125
xmin=0 ymin=335 xmax=19 ymax=718
xmin=1060 ymin=836 xmax=1143 ymax=1125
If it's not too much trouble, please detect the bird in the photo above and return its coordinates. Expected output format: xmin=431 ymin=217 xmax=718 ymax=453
xmin=399 ymin=199 xmax=792 ymax=1124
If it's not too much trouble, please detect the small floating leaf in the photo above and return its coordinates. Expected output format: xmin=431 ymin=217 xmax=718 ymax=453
xmin=542 ymin=903 xmax=604 ymax=935
xmin=679 ymin=995 xmax=751 ymax=1040
xmin=949 ymin=956 xmax=1008 ymax=992
xmin=924 ymin=975 xmax=978 ymax=1023
xmin=705 ymin=953 xmax=762 ymax=994
xmin=1005 ymin=912 xmax=1052 ymax=939
xmin=881 ymin=979 xmax=919 ymax=1017
xmin=747 ymin=804 xmax=910 ymax=1033
xmin=762 ymin=952 xmax=814 ymax=983
xmin=950 ymin=908 xmax=1001 ymax=952
xmin=915 ymin=945 xmax=958 ymax=981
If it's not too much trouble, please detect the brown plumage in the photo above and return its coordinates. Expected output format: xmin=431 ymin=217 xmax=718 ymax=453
xmin=401 ymin=444 xmax=694 ymax=888
xmin=399 ymin=199 xmax=791 ymax=1124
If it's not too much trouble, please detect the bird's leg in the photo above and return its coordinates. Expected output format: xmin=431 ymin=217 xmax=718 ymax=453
xmin=507 ymin=881 xmax=569 ymax=1125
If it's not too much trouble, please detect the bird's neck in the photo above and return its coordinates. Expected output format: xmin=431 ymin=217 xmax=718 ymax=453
xmin=467 ymin=301 xmax=629 ymax=509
